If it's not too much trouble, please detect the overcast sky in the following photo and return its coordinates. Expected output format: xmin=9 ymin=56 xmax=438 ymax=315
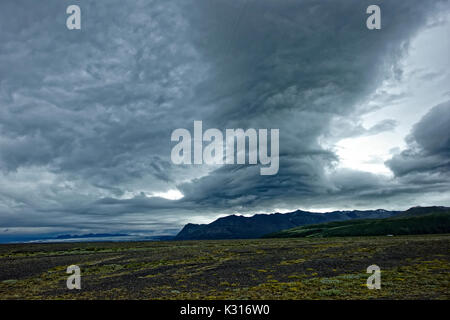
xmin=0 ymin=0 xmax=449 ymax=240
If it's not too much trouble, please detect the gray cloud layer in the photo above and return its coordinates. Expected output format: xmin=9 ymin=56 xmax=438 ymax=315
xmin=387 ymin=101 xmax=450 ymax=176
xmin=0 ymin=0 xmax=449 ymax=238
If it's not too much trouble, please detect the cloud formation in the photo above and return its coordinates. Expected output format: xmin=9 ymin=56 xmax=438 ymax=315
xmin=386 ymin=101 xmax=450 ymax=176
xmin=0 ymin=0 xmax=449 ymax=239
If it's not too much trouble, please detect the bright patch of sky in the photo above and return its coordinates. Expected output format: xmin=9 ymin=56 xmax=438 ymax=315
xmin=336 ymin=16 xmax=450 ymax=176
xmin=150 ymin=189 xmax=184 ymax=200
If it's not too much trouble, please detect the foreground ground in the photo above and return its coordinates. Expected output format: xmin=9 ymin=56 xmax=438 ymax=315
xmin=0 ymin=234 xmax=449 ymax=299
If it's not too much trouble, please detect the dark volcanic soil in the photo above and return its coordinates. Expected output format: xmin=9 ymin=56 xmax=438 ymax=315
xmin=0 ymin=234 xmax=449 ymax=299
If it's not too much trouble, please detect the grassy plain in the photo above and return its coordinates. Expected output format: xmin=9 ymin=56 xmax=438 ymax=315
xmin=0 ymin=234 xmax=449 ymax=299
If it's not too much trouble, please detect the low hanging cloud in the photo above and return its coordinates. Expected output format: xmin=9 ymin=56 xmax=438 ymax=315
xmin=386 ymin=101 xmax=450 ymax=177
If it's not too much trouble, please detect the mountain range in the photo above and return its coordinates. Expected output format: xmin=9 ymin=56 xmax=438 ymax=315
xmin=175 ymin=208 xmax=401 ymax=240
xmin=265 ymin=206 xmax=450 ymax=238
xmin=175 ymin=206 xmax=450 ymax=240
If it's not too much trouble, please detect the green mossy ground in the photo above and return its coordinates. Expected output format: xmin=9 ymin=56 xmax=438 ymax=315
xmin=0 ymin=234 xmax=448 ymax=299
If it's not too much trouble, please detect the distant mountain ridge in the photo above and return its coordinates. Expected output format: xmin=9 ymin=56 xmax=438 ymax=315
xmin=175 ymin=208 xmax=403 ymax=240
xmin=396 ymin=206 xmax=450 ymax=217
xmin=265 ymin=207 xmax=450 ymax=238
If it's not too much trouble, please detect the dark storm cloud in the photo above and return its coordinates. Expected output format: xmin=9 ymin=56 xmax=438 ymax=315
xmin=0 ymin=0 xmax=203 ymax=187
xmin=164 ymin=0 xmax=449 ymax=212
xmin=0 ymin=0 xmax=448 ymax=237
xmin=386 ymin=101 xmax=450 ymax=177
